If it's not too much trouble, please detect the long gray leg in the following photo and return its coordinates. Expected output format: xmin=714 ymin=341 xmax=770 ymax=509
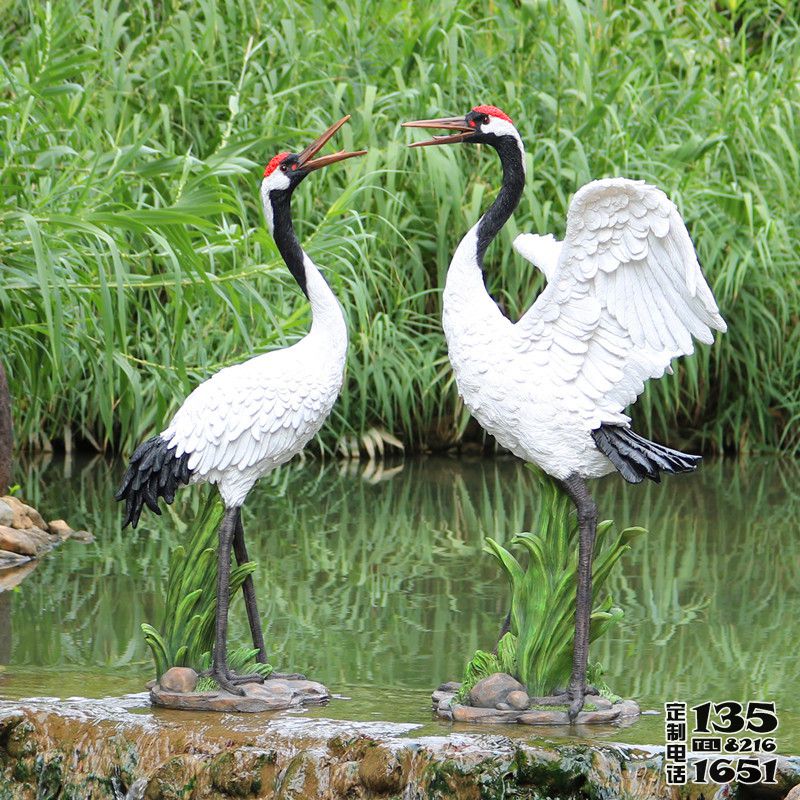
xmin=209 ymin=507 xmax=243 ymax=695
xmin=233 ymin=509 xmax=268 ymax=664
xmin=561 ymin=474 xmax=598 ymax=723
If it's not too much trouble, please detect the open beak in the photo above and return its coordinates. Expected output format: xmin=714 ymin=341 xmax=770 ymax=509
xmin=298 ymin=115 xmax=367 ymax=171
xmin=401 ymin=116 xmax=474 ymax=148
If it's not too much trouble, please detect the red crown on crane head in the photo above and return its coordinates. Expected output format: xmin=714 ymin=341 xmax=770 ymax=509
xmin=472 ymin=105 xmax=513 ymax=124
xmin=263 ymin=152 xmax=290 ymax=177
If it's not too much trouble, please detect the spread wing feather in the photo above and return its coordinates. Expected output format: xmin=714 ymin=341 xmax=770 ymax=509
xmin=515 ymin=178 xmax=726 ymax=427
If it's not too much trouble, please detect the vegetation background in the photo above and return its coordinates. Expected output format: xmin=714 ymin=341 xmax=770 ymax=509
xmin=1 ymin=0 xmax=798 ymax=457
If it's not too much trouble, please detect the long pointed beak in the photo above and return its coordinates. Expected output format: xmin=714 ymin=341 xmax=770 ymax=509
xmin=401 ymin=116 xmax=474 ymax=147
xmin=298 ymin=115 xmax=367 ymax=171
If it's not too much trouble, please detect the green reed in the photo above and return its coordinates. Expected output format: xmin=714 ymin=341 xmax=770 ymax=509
xmin=1 ymin=0 xmax=798 ymax=455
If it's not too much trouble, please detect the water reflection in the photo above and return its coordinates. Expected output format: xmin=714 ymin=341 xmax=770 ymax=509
xmin=1 ymin=455 xmax=798 ymax=748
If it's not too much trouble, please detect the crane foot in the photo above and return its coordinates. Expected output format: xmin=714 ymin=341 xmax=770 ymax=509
xmin=227 ymin=672 xmax=266 ymax=686
xmin=567 ymin=686 xmax=586 ymax=722
xmin=209 ymin=671 xmax=246 ymax=696
xmin=200 ymin=667 xmax=263 ymax=695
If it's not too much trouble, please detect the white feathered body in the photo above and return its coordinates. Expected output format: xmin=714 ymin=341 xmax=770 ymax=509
xmin=443 ymin=178 xmax=726 ymax=480
xmin=160 ymin=259 xmax=347 ymax=508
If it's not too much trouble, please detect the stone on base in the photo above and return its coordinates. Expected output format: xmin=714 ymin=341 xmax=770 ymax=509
xmin=150 ymin=672 xmax=330 ymax=713
xmin=432 ymin=680 xmax=640 ymax=726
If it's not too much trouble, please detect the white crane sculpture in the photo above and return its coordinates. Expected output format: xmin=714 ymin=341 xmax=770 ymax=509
xmin=116 ymin=117 xmax=365 ymax=694
xmin=403 ymin=105 xmax=726 ymax=719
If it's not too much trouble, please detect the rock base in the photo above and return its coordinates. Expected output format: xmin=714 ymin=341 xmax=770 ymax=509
xmin=433 ymin=679 xmax=640 ymax=725
xmin=151 ymin=676 xmax=331 ymax=713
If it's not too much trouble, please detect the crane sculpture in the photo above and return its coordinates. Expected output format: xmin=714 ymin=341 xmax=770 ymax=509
xmin=403 ymin=105 xmax=726 ymax=719
xmin=116 ymin=116 xmax=365 ymax=695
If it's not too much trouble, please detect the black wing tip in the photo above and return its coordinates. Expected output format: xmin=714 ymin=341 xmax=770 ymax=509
xmin=592 ymin=424 xmax=702 ymax=485
xmin=115 ymin=436 xmax=192 ymax=528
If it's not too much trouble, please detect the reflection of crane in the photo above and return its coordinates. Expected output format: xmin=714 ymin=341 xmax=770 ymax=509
xmin=404 ymin=105 xmax=726 ymax=719
xmin=116 ymin=117 xmax=365 ymax=694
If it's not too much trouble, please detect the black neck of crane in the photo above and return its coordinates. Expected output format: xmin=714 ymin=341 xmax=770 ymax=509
xmin=476 ymin=136 xmax=525 ymax=265
xmin=269 ymin=189 xmax=309 ymax=299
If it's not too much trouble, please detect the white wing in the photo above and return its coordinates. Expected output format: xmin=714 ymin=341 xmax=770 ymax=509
xmin=512 ymin=233 xmax=562 ymax=281
xmin=161 ymin=350 xmax=336 ymax=477
xmin=515 ymin=178 xmax=726 ymax=427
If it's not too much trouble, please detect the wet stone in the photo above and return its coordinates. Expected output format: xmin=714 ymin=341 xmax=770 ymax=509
xmin=0 ymin=709 xmax=24 ymax=739
xmin=209 ymin=749 xmax=277 ymax=796
xmin=143 ymin=754 xmax=199 ymax=800
xmin=358 ymin=744 xmax=407 ymax=793
xmin=467 ymin=673 xmax=526 ymax=709
xmin=276 ymin=752 xmax=321 ymax=800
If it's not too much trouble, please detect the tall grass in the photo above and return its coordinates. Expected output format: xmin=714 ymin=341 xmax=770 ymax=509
xmin=0 ymin=0 xmax=798 ymax=454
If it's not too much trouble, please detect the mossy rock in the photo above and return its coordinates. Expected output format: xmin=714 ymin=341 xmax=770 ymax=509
xmin=275 ymin=753 xmax=320 ymax=800
xmin=514 ymin=747 xmax=590 ymax=795
xmin=357 ymin=744 xmax=408 ymax=794
xmin=5 ymin=720 xmax=35 ymax=759
xmin=209 ymin=749 xmax=277 ymax=797
xmin=144 ymin=755 xmax=200 ymax=800
xmin=425 ymin=757 xmax=511 ymax=800
xmin=34 ymin=753 xmax=64 ymax=800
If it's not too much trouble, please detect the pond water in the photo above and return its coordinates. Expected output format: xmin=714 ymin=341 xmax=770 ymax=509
xmin=1 ymin=455 xmax=798 ymax=752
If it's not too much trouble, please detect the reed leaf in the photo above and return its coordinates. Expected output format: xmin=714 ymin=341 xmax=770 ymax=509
xmin=0 ymin=0 xmax=797 ymax=456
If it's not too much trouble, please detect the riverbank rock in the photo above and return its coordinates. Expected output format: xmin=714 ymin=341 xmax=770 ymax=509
xmin=48 ymin=518 xmax=94 ymax=542
xmin=0 ymin=496 xmax=92 ymax=569
xmin=0 ymin=526 xmax=38 ymax=556
xmin=1 ymin=696 xmax=797 ymax=800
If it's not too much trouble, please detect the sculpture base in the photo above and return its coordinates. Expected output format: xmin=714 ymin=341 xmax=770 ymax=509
xmin=432 ymin=681 xmax=640 ymax=726
xmin=151 ymin=676 xmax=330 ymax=713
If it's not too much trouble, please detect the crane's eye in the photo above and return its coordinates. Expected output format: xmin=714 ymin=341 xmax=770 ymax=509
xmin=280 ymin=163 xmax=288 ymax=172
xmin=481 ymin=114 xmax=490 ymax=124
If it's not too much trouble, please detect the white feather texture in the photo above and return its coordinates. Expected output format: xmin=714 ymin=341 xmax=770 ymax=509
xmin=443 ymin=178 xmax=726 ymax=481
xmin=161 ymin=254 xmax=347 ymax=507
xmin=512 ymin=233 xmax=562 ymax=280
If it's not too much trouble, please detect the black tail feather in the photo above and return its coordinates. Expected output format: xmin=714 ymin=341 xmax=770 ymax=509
xmin=591 ymin=425 xmax=701 ymax=485
xmin=115 ymin=436 xmax=192 ymax=528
